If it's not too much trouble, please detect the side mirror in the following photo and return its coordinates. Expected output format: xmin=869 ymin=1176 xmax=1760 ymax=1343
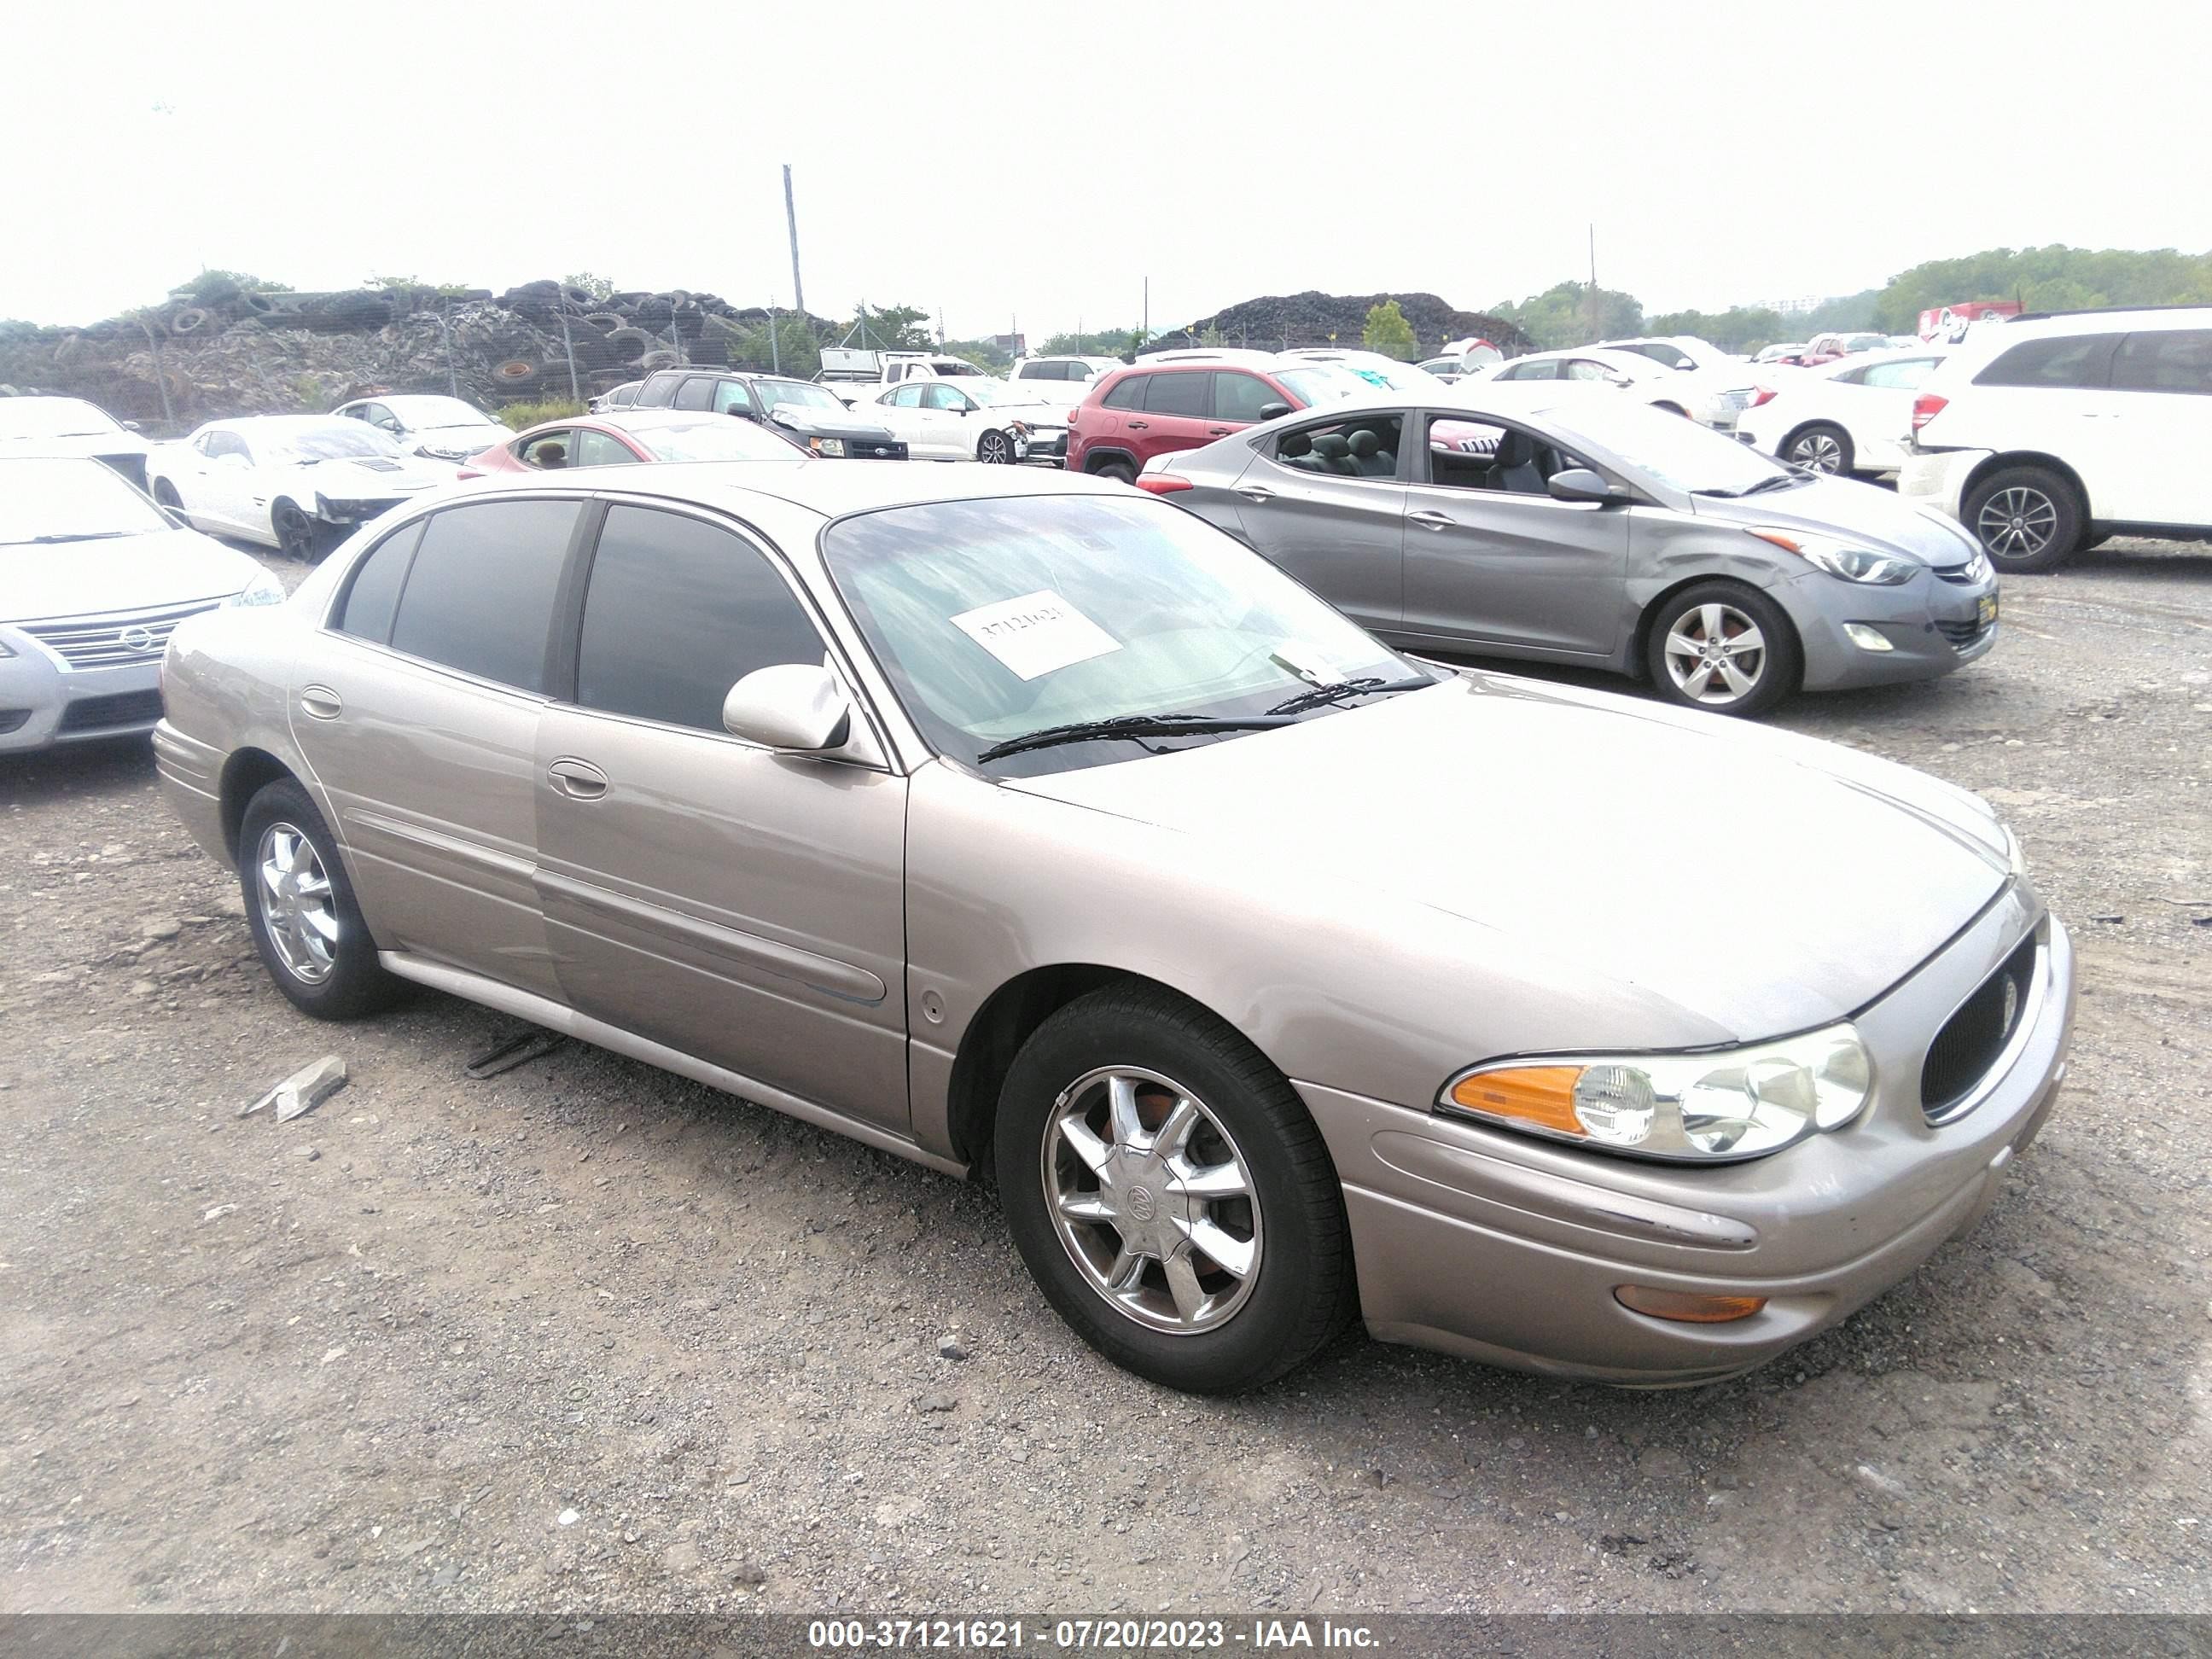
xmin=1547 ymin=468 xmax=1620 ymax=504
xmin=721 ymin=663 xmax=852 ymax=752
xmin=121 ymin=420 xmax=143 ymax=433
xmin=1258 ymin=401 xmax=1292 ymax=420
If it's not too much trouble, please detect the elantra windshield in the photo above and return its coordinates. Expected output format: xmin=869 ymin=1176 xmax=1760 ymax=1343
xmin=823 ymin=494 xmax=1426 ymax=778
xmin=1537 ymin=399 xmax=1794 ymax=496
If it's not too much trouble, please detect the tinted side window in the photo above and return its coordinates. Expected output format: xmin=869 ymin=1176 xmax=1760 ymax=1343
xmin=1101 ymin=375 xmax=1148 ymax=411
xmin=636 ymin=375 xmax=678 ymax=408
xmin=574 ymin=429 xmax=637 ymax=466
xmin=673 ymin=376 xmax=714 ymax=411
xmin=576 ymin=507 xmax=824 ymax=733
xmin=1212 ymin=372 xmax=1279 ymax=422
xmin=336 ymin=521 xmax=423 ymax=643
xmin=390 ymin=500 xmax=579 ymax=692
xmin=2110 ymin=329 xmax=2212 ymax=394
xmin=1976 ymin=334 xmax=2118 ymax=389
xmin=1144 ymin=372 xmax=1211 ymax=417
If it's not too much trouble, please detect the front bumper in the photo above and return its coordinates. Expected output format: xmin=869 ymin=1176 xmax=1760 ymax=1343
xmin=1897 ymin=448 xmax=1989 ymax=521
xmin=0 ymin=639 xmax=165 ymax=753
xmin=1021 ymin=429 xmax=1069 ymax=464
xmin=1301 ymin=894 xmax=2073 ymax=1385
xmin=1773 ymin=565 xmax=2000 ymax=692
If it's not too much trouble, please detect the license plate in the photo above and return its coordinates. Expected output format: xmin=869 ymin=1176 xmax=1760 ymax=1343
xmin=1978 ymin=593 xmax=1999 ymax=626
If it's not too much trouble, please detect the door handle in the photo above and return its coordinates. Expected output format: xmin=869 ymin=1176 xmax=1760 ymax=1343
xmin=1408 ymin=509 xmax=1457 ymax=530
xmin=546 ymin=759 xmax=608 ymax=800
xmin=1126 ymin=420 xmax=1150 ymax=430
xmin=298 ymin=685 xmax=342 ymax=720
xmin=1236 ymin=485 xmax=1276 ymax=504
xmin=1207 ymin=427 xmax=1231 ymax=436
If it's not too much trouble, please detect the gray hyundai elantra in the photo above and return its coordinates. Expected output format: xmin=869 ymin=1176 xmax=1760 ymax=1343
xmin=1137 ymin=387 xmax=2000 ymax=718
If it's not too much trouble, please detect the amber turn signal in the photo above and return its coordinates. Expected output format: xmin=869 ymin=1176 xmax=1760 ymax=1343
xmin=1613 ymin=1285 xmax=1767 ymax=1324
xmin=1447 ymin=1066 xmax=1585 ymax=1136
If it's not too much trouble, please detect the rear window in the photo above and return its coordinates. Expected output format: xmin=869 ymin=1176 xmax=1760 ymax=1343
xmin=1144 ymin=372 xmax=1212 ymax=418
xmin=389 ymin=499 xmax=580 ymax=692
xmin=1975 ymin=334 xmax=2118 ymax=390
xmin=2110 ymin=329 xmax=2212 ymax=394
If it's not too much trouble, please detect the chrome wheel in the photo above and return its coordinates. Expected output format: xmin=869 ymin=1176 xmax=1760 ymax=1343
xmin=1662 ymin=601 xmax=1768 ymax=706
xmin=1976 ymin=486 xmax=2058 ymax=559
xmin=1787 ymin=430 xmax=1846 ymax=473
xmin=977 ymin=430 xmax=1014 ymax=464
xmin=1042 ymin=1065 xmax=1262 ymax=1335
xmin=256 ymin=822 xmax=338 ymax=984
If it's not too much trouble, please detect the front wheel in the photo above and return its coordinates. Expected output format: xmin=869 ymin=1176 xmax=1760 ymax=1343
xmin=153 ymin=479 xmax=187 ymax=516
xmin=1965 ymin=466 xmax=2083 ymax=572
xmin=1784 ymin=422 xmax=1854 ymax=475
xmin=271 ymin=498 xmax=325 ymax=562
xmin=1644 ymin=581 xmax=1800 ymax=719
xmin=976 ymin=428 xmax=1016 ymax=464
xmin=239 ymin=778 xmax=402 ymax=1020
xmin=995 ymin=983 xmax=1355 ymax=1394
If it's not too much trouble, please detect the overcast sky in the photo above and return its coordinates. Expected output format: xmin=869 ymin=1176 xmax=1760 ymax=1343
xmin=5 ymin=0 xmax=2207 ymax=336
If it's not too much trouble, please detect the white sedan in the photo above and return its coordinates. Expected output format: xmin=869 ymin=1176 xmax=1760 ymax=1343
xmin=147 ymin=416 xmax=451 ymax=560
xmin=858 ymin=379 xmax=1069 ymax=464
xmin=1471 ymin=346 xmax=1767 ymax=431
xmin=1735 ymin=347 xmax=1951 ymax=476
xmin=330 ymin=393 xmax=509 ymax=463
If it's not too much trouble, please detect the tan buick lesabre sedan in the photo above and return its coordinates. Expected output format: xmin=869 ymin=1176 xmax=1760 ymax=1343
xmin=154 ymin=463 xmax=2074 ymax=1394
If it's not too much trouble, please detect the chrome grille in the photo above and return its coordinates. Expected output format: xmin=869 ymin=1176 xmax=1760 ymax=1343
xmin=20 ymin=598 xmax=224 ymax=668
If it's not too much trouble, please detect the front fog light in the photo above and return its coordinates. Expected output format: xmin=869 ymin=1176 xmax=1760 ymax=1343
xmin=1615 ymin=1286 xmax=1767 ymax=1324
xmin=1842 ymin=623 xmax=1895 ymax=652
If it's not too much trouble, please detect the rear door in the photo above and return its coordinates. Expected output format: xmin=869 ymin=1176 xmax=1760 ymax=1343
xmin=2106 ymin=329 xmax=2212 ymax=527
xmin=1125 ymin=369 xmax=1214 ymax=463
xmin=291 ymin=496 xmax=585 ymax=998
xmin=1965 ymin=331 xmax=2132 ymax=515
xmin=1229 ymin=410 xmax=1408 ymax=632
xmin=533 ymin=503 xmax=911 ymax=1132
xmin=1398 ymin=411 xmax=1630 ymax=657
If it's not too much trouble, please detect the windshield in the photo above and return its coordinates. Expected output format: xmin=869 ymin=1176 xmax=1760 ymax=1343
xmin=755 ymin=380 xmax=846 ymax=413
xmin=0 ymin=398 xmax=125 ymax=440
xmin=957 ymin=380 xmax=1031 ymax=408
xmin=1539 ymin=399 xmax=1791 ymax=495
xmin=1272 ymin=367 xmax=1367 ymax=407
xmin=823 ymin=494 xmax=1420 ymax=778
xmin=630 ymin=420 xmax=800 ymax=462
xmin=0 ymin=458 xmax=172 ymax=546
xmin=386 ymin=396 xmax=496 ymax=428
xmin=257 ymin=423 xmax=405 ymax=463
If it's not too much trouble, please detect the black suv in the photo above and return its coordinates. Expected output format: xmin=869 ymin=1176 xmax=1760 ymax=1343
xmin=634 ymin=370 xmax=908 ymax=460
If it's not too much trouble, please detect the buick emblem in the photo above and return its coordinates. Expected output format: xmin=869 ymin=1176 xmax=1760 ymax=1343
xmin=119 ymin=626 xmax=159 ymax=654
xmin=1126 ymin=1185 xmax=1156 ymax=1222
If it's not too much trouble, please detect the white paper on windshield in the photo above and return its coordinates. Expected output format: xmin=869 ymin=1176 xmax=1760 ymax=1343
xmin=950 ymin=590 xmax=1121 ymax=681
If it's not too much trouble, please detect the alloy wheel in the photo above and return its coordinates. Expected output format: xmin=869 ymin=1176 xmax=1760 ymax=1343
xmin=978 ymin=431 xmax=1013 ymax=464
xmin=257 ymin=822 xmax=339 ymax=984
xmin=1787 ymin=431 xmax=1845 ymax=473
xmin=1041 ymin=1065 xmax=1262 ymax=1335
xmin=1662 ymin=601 xmax=1768 ymax=706
xmin=273 ymin=503 xmax=317 ymax=561
xmin=1976 ymin=486 xmax=2058 ymax=559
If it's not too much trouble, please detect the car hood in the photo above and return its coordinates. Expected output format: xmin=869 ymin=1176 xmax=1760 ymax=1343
xmin=1 ymin=526 xmax=262 ymax=623
xmin=766 ymin=407 xmax=899 ymax=442
xmin=1003 ymin=672 xmax=2011 ymax=1040
xmin=1690 ymin=474 xmax=1984 ymax=567
xmin=286 ymin=455 xmax=448 ymax=493
xmin=992 ymin=400 xmax=1067 ymax=428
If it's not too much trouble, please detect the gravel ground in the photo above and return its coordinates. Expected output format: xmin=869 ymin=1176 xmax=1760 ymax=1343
xmin=2 ymin=536 xmax=2207 ymax=1618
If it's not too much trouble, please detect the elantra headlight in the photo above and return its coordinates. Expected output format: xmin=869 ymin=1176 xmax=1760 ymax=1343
xmin=1439 ymin=1022 xmax=1873 ymax=1161
xmin=806 ymin=436 xmax=847 ymax=457
xmin=224 ymin=571 xmax=287 ymax=608
xmin=1749 ymin=527 xmax=1919 ymax=585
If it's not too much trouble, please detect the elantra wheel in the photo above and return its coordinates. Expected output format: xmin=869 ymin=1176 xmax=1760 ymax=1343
xmin=1963 ymin=465 xmax=2082 ymax=573
xmin=1646 ymin=582 xmax=1799 ymax=719
xmin=996 ymin=983 xmax=1354 ymax=1393
xmin=239 ymin=778 xmax=401 ymax=1020
xmin=1784 ymin=423 xmax=1853 ymax=474
xmin=976 ymin=428 xmax=1015 ymax=464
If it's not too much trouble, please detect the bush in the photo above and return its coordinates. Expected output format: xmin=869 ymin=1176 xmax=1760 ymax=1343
xmin=1360 ymin=300 xmax=1418 ymax=361
xmin=498 ymin=397 xmax=586 ymax=431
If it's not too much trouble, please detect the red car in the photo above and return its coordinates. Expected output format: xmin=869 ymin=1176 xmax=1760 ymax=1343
xmin=1065 ymin=353 xmax=1364 ymax=482
xmin=462 ymin=408 xmax=804 ymax=476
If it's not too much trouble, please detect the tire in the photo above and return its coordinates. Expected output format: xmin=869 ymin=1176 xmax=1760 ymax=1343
xmin=1652 ymin=400 xmax=1688 ymax=417
xmin=170 ymin=306 xmax=212 ymax=336
xmin=152 ymin=479 xmax=186 ymax=517
xmin=1963 ymin=464 xmax=2082 ymax=573
xmin=1090 ymin=457 xmax=1136 ymax=485
xmin=238 ymin=778 xmax=402 ymax=1021
xmin=994 ymin=982 xmax=1356 ymax=1394
xmin=1644 ymin=580 xmax=1801 ymax=719
xmin=271 ymin=499 xmax=323 ymax=562
xmin=976 ymin=428 xmax=1016 ymax=464
xmin=1783 ymin=422 xmax=1854 ymax=475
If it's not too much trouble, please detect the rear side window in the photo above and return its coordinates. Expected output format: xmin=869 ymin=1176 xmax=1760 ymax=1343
xmin=1975 ymin=334 xmax=2117 ymax=389
xmin=574 ymin=429 xmax=637 ymax=466
xmin=636 ymin=375 xmax=678 ymax=408
xmin=2110 ymin=329 xmax=2212 ymax=394
xmin=390 ymin=500 xmax=580 ymax=692
xmin=1100 ymin=375 xmax=1149 ymax=411
xmin=673 ymin=377 xmax=714 ymax=411
xmin=336 ymin=521 xmax=424 ymax=643
xmin=1859 ymin=358 xmax=1939 ymax=390
xmin=576 ymin=506 xmax=825 ymax=733
xmin=1144 ymin=372 xmax=1211 ymax=418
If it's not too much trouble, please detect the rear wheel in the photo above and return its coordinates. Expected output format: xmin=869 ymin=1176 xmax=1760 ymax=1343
xmin=1090 ymin=457 xmax=1135 ymax=485
xmin=1783 ymin=422 xmax=1853 ymax=475
xmin=1964 ymin=465 xmax=2082 ymax=573
xmin=238 ymin=778 xmax=402 ymax=1020
xmin=1644 ymin=581 xmax=1800 ymax=719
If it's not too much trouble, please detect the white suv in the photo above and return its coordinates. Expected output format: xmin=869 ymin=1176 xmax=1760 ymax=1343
xmin=1004 ymin=355 xmax=1121 ymax=407
xmin=1900 ymin=308 xmax=2212 ymax=571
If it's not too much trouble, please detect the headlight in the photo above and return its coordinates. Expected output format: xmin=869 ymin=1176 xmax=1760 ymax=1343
xmin=224 ymin=571 xmax=287 ymax=608
xmin=1439 ymin=1022 xmax=1873 ymax=1161
xmin=806 ymin=436 xmax=847 ymax=457
xmin=1009 ymin=420 xmax=1030 ymax=436
xmin=1749 ymin=527 xmax=1919 ymax=585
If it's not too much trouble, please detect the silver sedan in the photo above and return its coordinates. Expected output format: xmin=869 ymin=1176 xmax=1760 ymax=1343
xmin=154 ymin=463 xmax=2069 ymax=1393
xmin=1139 ymin=387 xmax=2000 ymax=719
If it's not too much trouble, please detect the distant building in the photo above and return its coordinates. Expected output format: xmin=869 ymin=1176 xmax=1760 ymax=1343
xmin=991 ymin=333 xmax=1027 ymax=354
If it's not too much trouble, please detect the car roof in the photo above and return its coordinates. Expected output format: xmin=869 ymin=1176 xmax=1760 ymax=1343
xmin=459 ymin=458 xmax=1132 ymax=521
xmin=1995 ymin=305 xmax=2212 ymax=334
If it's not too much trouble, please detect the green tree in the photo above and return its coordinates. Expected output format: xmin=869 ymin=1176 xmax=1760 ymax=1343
xmin=1492 ymin=282 xmax=1644 ymax=349
xmin=1199 ymin=322 xmax=1225 ymax=348
xmin=167 ymin=270 xmax=292 ymax=304
xmin=841 ymin=304 xmax=934 ymax=351
xmin=1038 ymin=329 xmax=1138 ymax=358
xmin=564 ymin=271 xmax=616 ymax=302
xmin=1360 ymin=299 xmax=1418 ymax=361
xmin=944 ymin=337 xmax=1013 ymax=371
xmin=1646 ymin=306 xmax=1790 ymax=352
xmin=1866 ymin=245 xmax=2212 ymax=333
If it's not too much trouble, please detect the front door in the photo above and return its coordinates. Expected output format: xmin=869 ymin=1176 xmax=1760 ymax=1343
xmin=1229 ymin=410 xmax=1407 ymax=632
xmin=533 ymin=503 xmax=911 ymax=1133
xmin=1399 ymin=412 xmax=1630 ymax=656
xmin=2105 ymin=329 xmax=2212 ymax=526
xmin=290 ymin=496 xmax=583 ymax=998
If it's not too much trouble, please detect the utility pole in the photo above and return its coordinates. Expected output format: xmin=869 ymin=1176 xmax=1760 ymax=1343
xmin=783 ymin=165 xmax=806 ymax=319
xmin=1586 ymin=223 xmax=1598 ymax=342
xmin=1142 ymin=276 xmax=1149 ymax=347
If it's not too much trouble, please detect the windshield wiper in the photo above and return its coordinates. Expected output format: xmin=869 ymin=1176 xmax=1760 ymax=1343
xmin=975 ymin=712 xmax=1294 ymax=763
xmin=1741 ymin=472 xmax=1808 ymax=495
xmin=20 ymin=530 xmax=134 ymax=544
xmin=1264 ymin=674 xmax=1435 ymax=717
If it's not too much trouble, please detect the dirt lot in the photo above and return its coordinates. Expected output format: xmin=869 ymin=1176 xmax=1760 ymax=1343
xmin=3 ymin=538 xmax=2207 ymax=1618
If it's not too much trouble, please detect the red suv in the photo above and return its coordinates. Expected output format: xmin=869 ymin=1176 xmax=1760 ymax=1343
xmin=1068 ymin=357 xmax=1343 ymax=481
